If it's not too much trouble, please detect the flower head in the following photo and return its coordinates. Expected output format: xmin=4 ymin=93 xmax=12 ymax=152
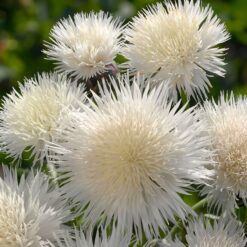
xmin=185 ymin=217 xmax=247 ymax=247
xmin=47 ymin=228 xmax=130 ymax=247
xmin=0 ymin=166 xmax=69 ymax=247
xmin=51 ymin=74 xmax=211 ymax=241
xmin=199 ymin=93 xmax=247 ymax=213
xmin=0 ymin=73 xmax=86 ymax=163
xmin=44 ymin=11 xmax=123 ymax=80
xmin=124 ymin=0 xmax=230 ymax=100
xmin=162 ymin=218 xmax=247 ymax=247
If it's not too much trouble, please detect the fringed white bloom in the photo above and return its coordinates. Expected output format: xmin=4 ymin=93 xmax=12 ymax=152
xmin=184 ymin=217 xmax=247 ymax=247
xmin=123 ymin=0 xmax=230 ymax=101
xmin=199 ymin=94 xmax=247 ymax=213
xmin=51 ymin=74 xmax=211 ymax=241
xmin=0 ymin=166 xmax=70 ymax=247
xmin=161 ymin=218 xmax=247 ymax=247
xmin=47 ymin=228 xmax=130 ymax=247
xmin=0 ymin=73 xmax=86 ymax=163
xmin=44 ymin=11 xmax=123 ymax=80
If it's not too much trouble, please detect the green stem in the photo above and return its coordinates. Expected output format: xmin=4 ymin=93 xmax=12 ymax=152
xmin=191 ymin=197 xmax=207 ymax=211
xmin=170 ymin=197 xmax=208 ymax=239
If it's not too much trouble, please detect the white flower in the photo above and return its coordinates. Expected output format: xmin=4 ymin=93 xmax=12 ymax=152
xmin=123 ymin=0 xmax=230 ymax=101
xmin=47 ymin=228 xmax=130 ymax=247
xmin=199 ymin=93 xmax=247 ymax=213
xmin=0 ymin=73 xmax=86 ymax=163
xmin=51 ymin=74 xmax=211 ymax=241
xmin=0 ymin=166 xmax=70 ymax=247
xmin=146 ymin=238 xmax=184 ymax=247
xmin=44 ymin=11 xmax=123 ymax=80
xmin=185 ymin=217 xmax=247 ymax=247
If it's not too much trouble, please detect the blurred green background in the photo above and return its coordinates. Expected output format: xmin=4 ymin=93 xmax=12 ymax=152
xmin=0 ymin=0 xmax=247 ymax=99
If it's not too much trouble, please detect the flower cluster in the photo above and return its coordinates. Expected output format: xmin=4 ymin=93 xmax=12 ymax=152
xmin=0 ymin=0 xmax=246 ymax=246
xmin=0 ymin=166 xmax=69 ymax=247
